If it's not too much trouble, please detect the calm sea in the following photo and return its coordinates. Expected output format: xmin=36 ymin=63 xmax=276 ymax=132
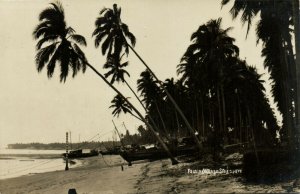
xmin=0 ymin=149 xmax=81 ymax=179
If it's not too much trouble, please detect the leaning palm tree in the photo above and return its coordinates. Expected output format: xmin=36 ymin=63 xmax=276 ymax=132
xmin=137 ymin=70 xmax=169 ymax=136
xmin=103 ymin=54 xmax=129 ymax=84
xmin=104 ymin=54 xmax=168 ymax=139
xmin=34 ymin=2 xmax=178 ymax=164
xmin=93 ymin=4 xmax=202 ymax=150
xmin=93 ymin=4 xmax=135 ymax=57
xmin=33 ymin=2 xmax=87 ymax=82
xmin=109 ymin=94 xmax=142 ymax=121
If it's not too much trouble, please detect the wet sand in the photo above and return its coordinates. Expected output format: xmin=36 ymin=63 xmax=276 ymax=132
xmin=0 ymin=155 xmax=140 ymax=194
xmin=1 ymin=154 xmax=299 ymax=193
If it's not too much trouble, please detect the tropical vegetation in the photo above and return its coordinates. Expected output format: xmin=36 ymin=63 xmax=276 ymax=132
xmin=32 ymin=1 xmax=300 ymax=163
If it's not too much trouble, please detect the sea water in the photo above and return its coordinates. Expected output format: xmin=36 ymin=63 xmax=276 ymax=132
xmin=0 ymin=149 xmax=81 ymax=179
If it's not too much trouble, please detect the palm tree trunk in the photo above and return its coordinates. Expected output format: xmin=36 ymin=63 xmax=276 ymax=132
xmin=85 ymin=62 xmax=178 ymax=164
xmin=124 ymin=80 xmax=146 ymax=111
xmin=127 ymin=44 xmax=202 ymax=151
xmin=282 ymin=44 xmax=295 ymax=146
xmin=195 ymin=98 xmax=200 ymax=134
xmin=217 ymin=87 xmax=223 ymax=136
xmin=221 ymin=85 xmax=227 ymax=144
xmin=233 ymin=102 xmax=237 ymax=143
xmin=293 ymin=0 xmax=300 ymax=140
xmin=175 ymin=109 xmax=180 ymax=136
xmin=246 ymin=105 xmax=260 ymax=165
xmin=237 ymin=92 xmax=242 ymax=143
xmin=155 ymin=101 xmax=168 ymax=136
xmin=124 ymin=80 xmax=170 ymax=140
xmin=201 ymin=99 xmax=205 ymax=138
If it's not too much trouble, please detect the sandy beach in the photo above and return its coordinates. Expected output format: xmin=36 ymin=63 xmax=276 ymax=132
xmin=0 ymin=155 xmax=140 ymax=194
xmin=1 ymin=154 xmax=300 ymax=194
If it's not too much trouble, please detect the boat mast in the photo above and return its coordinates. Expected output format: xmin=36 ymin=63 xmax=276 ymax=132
xmin=112 ymin=120 xmax=125 ymax=147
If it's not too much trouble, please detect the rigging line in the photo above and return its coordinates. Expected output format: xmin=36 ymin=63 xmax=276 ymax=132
xmin=4 ymin=158 xmax=52 ymax=171
xmin=100 ymin=154 xmax=112 ymax=167
xmin=99 ymin=130 xmax=114 ymax=136
xmin=75 ymin=133 xmax=100 ymax=150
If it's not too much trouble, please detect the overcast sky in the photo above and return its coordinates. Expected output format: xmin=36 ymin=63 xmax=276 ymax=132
xmin=0 ymin=0 xmax=279 ymax=148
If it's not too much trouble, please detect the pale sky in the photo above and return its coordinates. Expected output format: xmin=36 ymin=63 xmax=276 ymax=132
xmin=0 ymin=0 xmax=278 ymax=148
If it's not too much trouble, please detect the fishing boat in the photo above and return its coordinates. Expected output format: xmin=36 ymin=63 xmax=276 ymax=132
xmin=120 ymin=147 xmax=196 ymax=164
xmin=62 ymin=149 xmax=98 ymax=159
xmin=119 ymin=137 xmax=200 ymax=164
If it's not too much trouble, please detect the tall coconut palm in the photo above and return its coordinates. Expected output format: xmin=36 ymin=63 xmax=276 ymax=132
xmin=104 ymin=54 xmax=129 ymax=85
xmin=110 ymin=94 xmax=132 ymax=116
xmin=109 ymin=94 xmax=142 ymax=121
xmin=104 ymin=54 xmax=169 ymax=139
xmin=33 ymin=2 xmax=87 ymax=82
xmin=179 ymin=18 xmax=239 ymax=140
xmin=221 ymin=0 xmax=296 ymax=145
xmin=34 ymin=2 xmax=177 ymax=165
xmin=137 ymin=70 xmax=169 ymax=136
xmin=93 ymin=4 xmax=135 ymax=57
xmin=93 ymin=4 xmax=203 ymax=150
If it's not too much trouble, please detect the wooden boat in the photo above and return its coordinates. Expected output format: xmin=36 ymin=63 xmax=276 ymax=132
xmin=119 ymin=145 xmax=197 ymax=165
xmin=62 ymin=149 xmax=98 ymax=159
xmin=99 ymin=146 xmax=121 ymax=155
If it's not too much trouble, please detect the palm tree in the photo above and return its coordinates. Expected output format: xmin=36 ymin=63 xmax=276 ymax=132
xmin=33 ymin=2 xmax=87 ymax=82
xmin=34 ymin=2 xmax=178 ymax=165
xmin=221 ymin=0 xmax=296 ymax=145
xmin=109 ymin=94 xmax=143 ymax=122
xmin=110 ymin=94 xmax=132 ymax=117
xmin=104 ymin=54 xmax=129 ymax=85
xmin=93 ymin=4 xmax=203 ymax=150
xmin=179 ymin=18 xmax=239 ymax=141
xmin=104 ymin=54 xmax=169 ymax=139
xmin=93 ymin=4 xmax=135 ymax=57
xmin=137 ymin=70 xmax=169 ymax=136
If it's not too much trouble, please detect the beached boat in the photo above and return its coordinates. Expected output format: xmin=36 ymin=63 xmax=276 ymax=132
xmin=62 ymin=149 xmax=98 ymax=159
xmin=119 ymin=145 xmax=197 ymax=165
xmin=99 ymin=146 xmax=121 ymax=155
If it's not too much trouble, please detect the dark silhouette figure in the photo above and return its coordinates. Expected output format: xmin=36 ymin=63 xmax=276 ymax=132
xmin=68 ymin=188 xmax=77 ymax=194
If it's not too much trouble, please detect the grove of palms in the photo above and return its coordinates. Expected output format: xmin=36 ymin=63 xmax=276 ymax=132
xmin=33 ymin=1 xmax=299 ymax=164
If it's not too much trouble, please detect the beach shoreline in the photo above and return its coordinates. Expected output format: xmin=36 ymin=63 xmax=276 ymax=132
xmin=1 ymin=155 xmax=300 ymax=193
xmin=0 ymin=155 xmax=142 ymax=194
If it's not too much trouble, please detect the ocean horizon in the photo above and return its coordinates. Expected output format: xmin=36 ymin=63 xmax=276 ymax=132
xmin=0 ymin=149 xmax=81 ymax=179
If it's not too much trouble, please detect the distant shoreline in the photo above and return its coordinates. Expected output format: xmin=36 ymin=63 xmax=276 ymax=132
xmin=6 ymin=141 xmax=121 ymax=150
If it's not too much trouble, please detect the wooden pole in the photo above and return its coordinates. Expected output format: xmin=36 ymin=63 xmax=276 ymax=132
xmin=65 ymin=132 xmax=69 ymax=171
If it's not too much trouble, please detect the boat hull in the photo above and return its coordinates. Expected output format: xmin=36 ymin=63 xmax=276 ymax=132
xmin=62 ymin=149 xmax=99 ymax=159
xmin=119 ymin=146 xmax=196 ymax=164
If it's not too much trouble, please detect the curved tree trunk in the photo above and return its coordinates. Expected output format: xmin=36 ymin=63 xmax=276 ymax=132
xmin=85 ymin=62 xmax=178 ymax=164
xmin=124 ymin=80 xmax=170 ymax=140
xmin=127 ymin=44 xmax=203 ymax=151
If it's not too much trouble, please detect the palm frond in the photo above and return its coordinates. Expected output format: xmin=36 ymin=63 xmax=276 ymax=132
xmin=101 ymin=33 xmax=113 ymax=55
xmin=35 ymin=43 xmax=58 ymax=72
xmin=36 ymin=35 xmax=59 ymax=49
xmin=72 ymin=43 xmax=87 ymax=72
xmin=66 ymin=27 xmax=75 ymax=35
xmin=69 ymin=34 xmax=87 ymax=46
